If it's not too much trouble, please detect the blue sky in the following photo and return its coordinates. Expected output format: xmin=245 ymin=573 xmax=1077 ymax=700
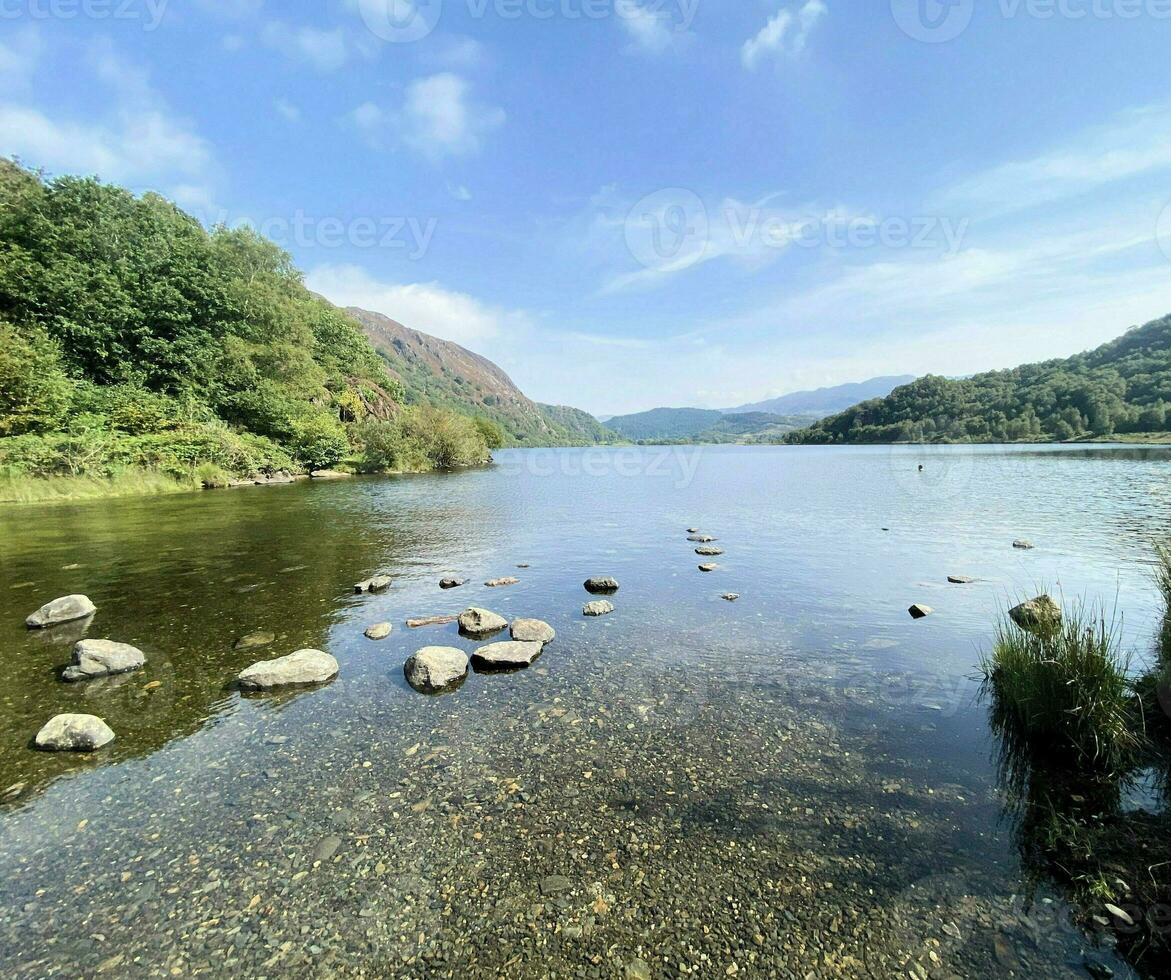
xmin=3 ymin=0 xmax=1171 ymax=415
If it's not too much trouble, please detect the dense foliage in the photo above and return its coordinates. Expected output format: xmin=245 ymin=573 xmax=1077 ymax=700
xmin=787 ymin=316 xmax=1171 ymax=444
xmin=0 ymin=162 xmax=491 ymax=490
xmin=605 ymin=406 xmax=812 ymax=444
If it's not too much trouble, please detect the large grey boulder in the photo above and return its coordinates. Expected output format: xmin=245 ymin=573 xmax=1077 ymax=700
xmin=472 ymin=641 xmax=543 ymax=670
xmin=511 ymin=619 xmax=555 ymax=644
xmin=404 ymin=647 xmax=469 ymax=693
xmin=238 ymin=649 xmax=338 ymax=690
xmin=1009 ymin=595 xmax=1062 ymax=635
xmin=26 ymin=595 xmax=96 ymax=629
xmin=584 ymin=577 xmax=619 ymax=594
xmin=583 ymin=600 xmax=615 ymax=617
xmin=458 ymin=608 xmax=508 ymax=638
xmin=63 ymin=639 xmax=146 ymax=683
xmin=35 ymin=714 xmax=115 ymax=752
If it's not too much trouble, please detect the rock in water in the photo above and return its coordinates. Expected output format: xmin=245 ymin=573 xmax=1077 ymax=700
xmin=947 ymin=576 xmax=975 ymax=585
xmin=25 ymin=594 xmax=96 ymax=629
xmin=364 ymin=623 xmax=392 ymax=641
xmin=698 ymin=564 xmax=719 ymax=573
xmin=686 ymin=528 xmax=700 ymax=534
xmin=584 ymin=577 xmax=619 ymax=594
xmin=695 ymin=546 xmax=724 ymax=557
xmin=908 ymin=604 xmax=933 ymax=619
xmin=1012 ymin=540 xmax=1035 ymax=550
xmin=234 ymin=631 xmax=275 ymax=651
xmin=439 ymin=578 xmax=467 ymax=590
xmin=62 ymin=639 xmax=146 ymax=683
xmin=406 ymin=615 xmax=458 ymax=629
xmin=511 ymin=618 xmax=556 ymax=644
xmin=1009 ymin=595 xmax=1062 ymax=635
xmin=722 ymin=593 xmax=740 ymax=602
xmin=688 ymin=535 xmax=716 ymax=543
xmin=237 ymin=649 xmax=339 ymax=690
xmin=583 ymin=600 xmax=615 ymax=617
xmin=404 ymin=647 xmax=469 ymax=693
xmin=35 ymin=714 xmax=115 ymax=752
xmin=472 ymin=641 xmax=544 ymax=670
xmin=484 ymin=577 xmax=520 ymax=588
xmin=354 ymin=575 xmax=392 ymax=594
xmin=458 ymin=608 xmax=508 ymax=638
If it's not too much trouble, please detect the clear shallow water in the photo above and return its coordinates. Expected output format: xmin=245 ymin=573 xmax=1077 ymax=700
xmin=0 ymin=444 xmax=1168 ymax=977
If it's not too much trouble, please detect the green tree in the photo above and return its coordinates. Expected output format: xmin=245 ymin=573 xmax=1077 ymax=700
xmin=291 ymin=415 xmax=349 ymax=473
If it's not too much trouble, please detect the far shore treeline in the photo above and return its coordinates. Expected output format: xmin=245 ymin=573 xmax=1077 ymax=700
xmin=0 ymin=161 xmax=501 ymax=501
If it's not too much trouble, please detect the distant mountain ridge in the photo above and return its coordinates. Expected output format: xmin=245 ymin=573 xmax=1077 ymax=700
xmin=724 ymin=376 xmax=917 ymax=416
xmin=605 ymin=407 xmax=817 ymax=443
xmin=346 ymin=307 xmax=617 ymax=447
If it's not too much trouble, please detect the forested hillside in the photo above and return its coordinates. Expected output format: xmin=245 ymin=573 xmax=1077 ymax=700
xmin=0 ymin=162 xmax=491 ymax=499
xmin=786 ymin=315 xmax=1171 ymax=444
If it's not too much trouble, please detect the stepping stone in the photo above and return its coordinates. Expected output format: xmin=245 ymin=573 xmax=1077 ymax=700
xmin=364 ymin=623 xmax=393 ymax=640
xmin=355 ymin=575 xmax=392 ymax=594
xmin=26 ymin=594 xmax=96 ymax=629
xmin=439 ymin=578 xmax=467 ymax=590
xmin=583 ymin=600 xmax=614 ymax=617
xmin=584 ymin=577 xmax=619 ymax=594
xmin=458 ymin=608 xmax=508 ymax=638
xmin=908 ymin=604 xmax=933 ymax=620
xmin=511 ymin=619 xmax=555 ymax=644
xmin=406 ymin=615 xmax=458 ymax=629
xmin=947 ymin=576 xmax=975 ymax=585
xmin=485 ymin=577 xmax=520 ymax=588
xmin=404 ymin=647 xmax=469 ymax=693
xmin=35 ymin=714 xmax=115 ymax=752
xmin=472 ymin=641 xmax=544 ymax=670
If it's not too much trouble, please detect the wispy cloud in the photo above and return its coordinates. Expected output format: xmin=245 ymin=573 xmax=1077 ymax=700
xmin=261 ymin=21 xmax=351 ymax=72
xmin=348 ymin=73 xmax=505 ymax=160
xmin=742 ymin=0 xmax=827 ymax=70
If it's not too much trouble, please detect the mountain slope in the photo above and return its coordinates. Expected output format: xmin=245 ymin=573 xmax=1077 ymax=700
xmin=605 ymin=407 xmax=814 ymax=443
xmin=787 ymin=315 xmax=1171 ymax=444
xmin=725 ymin=376 xmax=916 ymax=416
xmin=347 ymin=307 xmax=616 ymax=446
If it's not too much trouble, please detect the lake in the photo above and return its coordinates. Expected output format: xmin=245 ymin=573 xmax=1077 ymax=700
xmin=1 ymin=444 xmax=1168 ymax=977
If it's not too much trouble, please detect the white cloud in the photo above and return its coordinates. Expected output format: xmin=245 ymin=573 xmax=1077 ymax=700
xmin=274 ymin=98 xmax=301 ymax=122
xmin=446 ymin=181 xmax=473 ymax=201
xmin=348 ymin=74 xmax=505 ymax=160
xmin=261 ymin=21 xmax=350 ymax=72
xmin=618 ymin=3 xmax=676 ymax=53
xmin=305 ymin=264 xmax=510 ymax=346
xmin=742 ymin=0 xmax=827 ymax=70
xmin=221 ymin=34 xmax=246 ymax=53
xmin=938 ymin=101 xmax=1171 ymax=215
xmin=0 ymin=42 xmax=217 ymax=205
xmin=0 ymin=26 xmax=42 ymax=89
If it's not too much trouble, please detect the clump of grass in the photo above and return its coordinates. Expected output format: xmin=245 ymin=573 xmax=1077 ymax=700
xmin=0 ymin=467 xmax=195 ymax=505
xmin=980 ymin=602 xmax=1142 ymax=775
xmin=1155 ymin=543 xmax=1171 ymax=666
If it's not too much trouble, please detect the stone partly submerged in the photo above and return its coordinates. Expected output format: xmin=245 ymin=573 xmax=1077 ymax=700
xmin=34 ymin=714 xmax=116 ymax=752
xmin=583 ymin=600 xmax=615 ymax=617
xmin=485 ymin=577 xmax=520 ymax=588
xmin=406 ymin=615 xmax=459 ymax=629
xmin=584 ymin=577 xmax=619 ymax=594
xmin=1008 ymin=595 xmax=1062 ymax=635
xmin=695 ymin=546 xmax=724 ymax=557
xmin=234 ymin=631 xmax=275 ymax=651
xmin=688 ymin=535 xmax=716 ymax=543
xmin=1013 ymin=540 xmax=1035 ymax=550
xmin=403 ymin=647 xmax=469 ymax=693
xmin=62 ymin=639 xmax=146 ymax=683
xmin=722 ymin=593 xmax=740 ymax=602
xmin=511 ymin=619 xmax=556 ymax=644
xmin=908 ymin=604 xmax=934 ymax=620
xmin=237 ymin=649 xmax=339 ymax=691
xmin=698 ymin=564 xmax=719 ymax=573
xmin=947 ymin=576 xmax=976 ymax=585
xmin=439 ymin=578 xmax=467 ymax=590
xmin=364 ymin=622 xmax=393 ymax=641
xmin=458 ymin=608 xmax=509 ymax=639
xmin=472 ymin=641 xmax=544 ymax=670
xmin=25 ymin=594 xmax=96 ymax=629
xmin=354 ymin=575 xmax=392 ymax=594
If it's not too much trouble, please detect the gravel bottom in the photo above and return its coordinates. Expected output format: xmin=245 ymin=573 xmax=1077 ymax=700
xmin=0 ymin=662 xmax=1129 ymax=979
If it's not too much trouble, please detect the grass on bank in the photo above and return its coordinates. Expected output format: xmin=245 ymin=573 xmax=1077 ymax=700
xmin=0 ymin=467 xmax=198 ymax=504
xmin=980 ymin=602 xmax=1141 ymax=775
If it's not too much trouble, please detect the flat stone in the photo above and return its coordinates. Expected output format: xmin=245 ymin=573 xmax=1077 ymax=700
xmin=354 ymin=575 xmax=392 ymax=594
xmin=695 ymin=546 xmax=724 ymax=557
xmin=62 ymin=639 xmax=146 ymax=683
xmin=238 ymin=649 xmax=339 ymax=690
xmin=26 ymin=594 xmax=96 ymax=629
xmin=484 ymin=577 xmax=519 ymax=588
xmin=364 ymin=622 xmax=392 ymax=640
xmin=584 ymin=577 xmax=619 ymax=594
xmin=35 ymin=714 xmax=115 ymax=752
xmin=439 ymin=578 xmax=467 ymax=590
xmin=311 ymin=835 xmax=343 ymax=864
xmin=458 ymin=608 xmax=508 ymax=638
xmin=404 ymin=647 xmax=469 ymax=693
xmin=688 ymin=535 xmax=716 ymax=543
xmin=583 ymin=600 xmax=614 ymax=617
xmin=234 ymin=631 xmax=275 ymax=651
xmin=539 ymin=875 xmax=572 ymax=896
xmin=698 ymin=564 xmax=719 ymax=572
xmin=511 ymin=619 xmax=555 ymax=644
xmin=1012 ymin=539 xmax=1035 ymax=550
xmin=472 ymin=641 xmax=543 ymax=670
xmin=722 ymin=593 xmax=740 ymax=602
xmin=406 ymin=615 xmax=458 ymax=629
xmin=310 ymin=470 xmax=351 ymax=480
xmin=947 ymin=576 xmax=975 ymax=585
xmin=908 ymin=604 xmax=933 ymax=619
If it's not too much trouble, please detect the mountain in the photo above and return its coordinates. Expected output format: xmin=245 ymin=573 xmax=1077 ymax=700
xmin=604 ymin=407 xmax=815 ymax=443
xmin=725 ymin=376 xmax=917 ymax=416
xmin=347 ymin=308 xmax=616 ymax=447
xmin=787 ymin=314 xmax=1171 ymax=444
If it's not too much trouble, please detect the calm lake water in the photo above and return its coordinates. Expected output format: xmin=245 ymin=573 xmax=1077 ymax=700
xmin=1 ymin=444 xmax=1168 ymax=977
